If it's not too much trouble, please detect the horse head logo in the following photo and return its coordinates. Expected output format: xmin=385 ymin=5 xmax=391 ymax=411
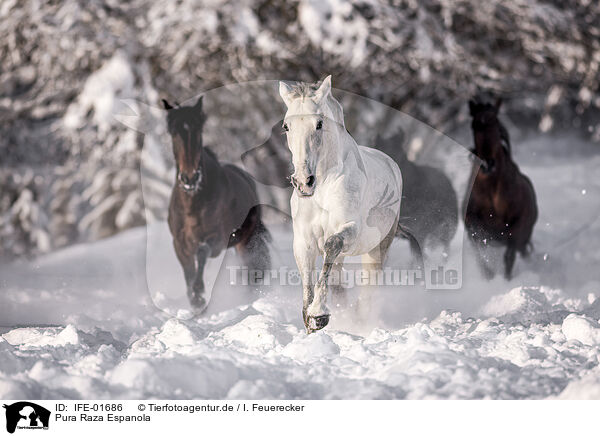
xmin=3 ymin=402 xmax=50 ymax=433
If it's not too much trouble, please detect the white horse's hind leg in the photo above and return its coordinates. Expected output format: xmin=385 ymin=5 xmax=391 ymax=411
xmin=357 ymin=253 xmax=380 ymax=324
xmin=330 ymin=257 xmax=346 ymax=306
xmin=357 ymin=218 xmax=397 ymax=324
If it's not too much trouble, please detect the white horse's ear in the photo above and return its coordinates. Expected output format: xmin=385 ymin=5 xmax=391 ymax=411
xmin=279 ymin=81 xmax=294 ymax=107
xmin=314 ymin=75 xmax=332 ymax=103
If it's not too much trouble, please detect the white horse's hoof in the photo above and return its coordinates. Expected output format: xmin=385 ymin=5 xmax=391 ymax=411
xmin=306 ymin=314 xmax=330 ymax=333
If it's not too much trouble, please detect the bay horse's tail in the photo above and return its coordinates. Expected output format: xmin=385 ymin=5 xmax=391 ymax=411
xmin=247 ymin=223 xmax=271 ymax=273
xmin=233 ymin=205 xmax=272 ymax=273
xmin=522 ymin=241 xmax=534 ymax=258
xmin=229 ymin=205 xmax=271 ymax=247
xmin=254 ymin=213 xmax=272 ymax=243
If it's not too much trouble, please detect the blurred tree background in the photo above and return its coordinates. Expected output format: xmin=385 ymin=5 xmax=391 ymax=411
xmin=0 ymin=0 xmax=598 ymax=260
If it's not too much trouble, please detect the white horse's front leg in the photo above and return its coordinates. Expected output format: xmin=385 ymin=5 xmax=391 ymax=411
xmin=293 ymin=235 xmax=318 ymax=332
xmin=306 ymin=222 xmax=357 ymax=332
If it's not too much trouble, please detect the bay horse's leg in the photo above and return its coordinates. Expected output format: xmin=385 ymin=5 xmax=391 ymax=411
xmin=188 ymin=244 xmax=210 ymax=311
xmin=474 ymin=241 xmax=495 ymax=280
xmin=173 ymin=238 xmax=199 ymax=305
xmin=504 ymin=246 xmax=517 ymax=280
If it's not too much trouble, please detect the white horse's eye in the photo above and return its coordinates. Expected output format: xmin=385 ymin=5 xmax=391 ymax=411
xmin=283 ymin=122 xmax=289 ymax=132
xmin=316 ymin=120 xmax=323 ymax=130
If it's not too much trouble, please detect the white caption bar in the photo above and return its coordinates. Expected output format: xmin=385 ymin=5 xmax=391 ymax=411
xmin=0 ymin=400 xmax=596 ymax=436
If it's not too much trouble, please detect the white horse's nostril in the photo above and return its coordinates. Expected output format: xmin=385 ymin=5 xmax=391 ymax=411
xmin=306 ymin=175 xmax=315 ymax=188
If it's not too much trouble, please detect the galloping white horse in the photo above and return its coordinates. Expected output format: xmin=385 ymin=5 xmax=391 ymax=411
xmin=279 ymin=76 xmax=403 ymax=333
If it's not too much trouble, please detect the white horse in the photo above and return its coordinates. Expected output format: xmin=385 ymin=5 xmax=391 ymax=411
xmin=279 ymin=76 xmax=403 ymax=333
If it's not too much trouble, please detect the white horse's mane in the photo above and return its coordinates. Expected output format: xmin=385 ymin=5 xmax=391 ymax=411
xmin=283 ymin=78 xmax=345 ymax=128
xmin=284 ymin=81 xmax=321 ymax=100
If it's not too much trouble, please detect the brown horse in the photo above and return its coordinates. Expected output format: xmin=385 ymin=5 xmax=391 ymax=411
xmin=464 ymin=98 xmax=538 ymax=279
xmin=163 ymin=97 xmax=271 ymax=311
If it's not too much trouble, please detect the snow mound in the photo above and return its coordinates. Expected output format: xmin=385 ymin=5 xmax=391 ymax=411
xmin=561 ymin=314 xmax=600 ymax=346
xmin=3 ymin=325 xmax=80 ymax=348
xmin=282 ymin=331 xmax=341 ymax=361
xmin=2 ymin=286 xmax=599 ymax=399
xmin=557 ymin=366 xmax=600 ymax=399
xmin=480 ymin=286 xmax=578 ymax=324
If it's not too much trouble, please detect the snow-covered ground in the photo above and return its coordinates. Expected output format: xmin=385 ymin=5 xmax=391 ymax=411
xmin=1 ymin=133 xmax=599 ymax=399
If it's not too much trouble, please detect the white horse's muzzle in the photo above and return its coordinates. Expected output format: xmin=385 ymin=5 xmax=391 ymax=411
xmin=291 ymin=174 xmax=316 ymax=197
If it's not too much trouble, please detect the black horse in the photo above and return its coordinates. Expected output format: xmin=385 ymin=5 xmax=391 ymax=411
xmin=464 ymin=97 xmax=538 ymax=279
xmin=163 ymin=97 xmax=270 ymax=311
xmin=374 ymin=132 xmax=458 ymax=264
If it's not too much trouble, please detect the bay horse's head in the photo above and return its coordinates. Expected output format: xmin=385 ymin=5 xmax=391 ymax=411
xmin=163 ymin=97 xmax=206 ymax=193
xmin=278 ymin=75 xmax=344 ymax=197
xmin=469 ymin=97 xmax=505 ymax=174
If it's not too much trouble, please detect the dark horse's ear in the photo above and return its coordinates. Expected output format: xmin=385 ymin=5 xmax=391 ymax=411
xmin=194 ymin=96 xmax=204 ymax=121
xmin=494 ymin=97 xmax=503 ymax=113
xmin=468 ymin=99 xmax=477 ymax=116
xmin=194 ymin=96 xmax=203 ymax=111
xmin=162 ymin=99 xmax=173 ymax=110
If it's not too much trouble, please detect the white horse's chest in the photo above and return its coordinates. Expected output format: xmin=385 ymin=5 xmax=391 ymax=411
xmin=291 ymin=193 xmax=329 ymax=251
xmin=291 ymin=150 xmax=401 ymax=256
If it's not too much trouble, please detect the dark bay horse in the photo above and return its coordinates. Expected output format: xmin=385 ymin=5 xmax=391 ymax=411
xmin=374 ymin=132 xmax=458 ymax=264
xmin=464 ymin=98 xmax=537 ymax=279
xmin=163 ymin=97 xmax=271 ymax=311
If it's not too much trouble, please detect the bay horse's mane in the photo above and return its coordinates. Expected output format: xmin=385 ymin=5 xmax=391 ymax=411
xmin=164 ymin=100 xmax=206 ymax=132
xmin=202 ymin=145 xmax=217 ymax=161
xmin=498 ymin=122 xmax=511 ymax=156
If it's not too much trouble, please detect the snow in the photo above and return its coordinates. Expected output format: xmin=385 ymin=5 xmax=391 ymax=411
xmin=1 ymin=132 xmax=600 ymax=399
xmin=298 ymin=0 xmax=370 ymax=67
xmin=557 ymin=366 xmax=600 ymax=399
xmin=561 ymin=315 xmax=600 ymax=346
xmin=64 ymin=52 xmax=136 ymax=135
xmin=1 ymin=279 xmax=599 ymax=399
xmin=3 ymin=325 xmax=80 ymax=348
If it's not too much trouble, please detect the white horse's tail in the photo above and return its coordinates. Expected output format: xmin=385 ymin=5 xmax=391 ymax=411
xmin=396 ymin=220 xmax=423 ymax=264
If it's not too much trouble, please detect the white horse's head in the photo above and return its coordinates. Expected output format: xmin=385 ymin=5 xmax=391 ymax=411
xmin=279 ymin=75 xmax=344 ymax=197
